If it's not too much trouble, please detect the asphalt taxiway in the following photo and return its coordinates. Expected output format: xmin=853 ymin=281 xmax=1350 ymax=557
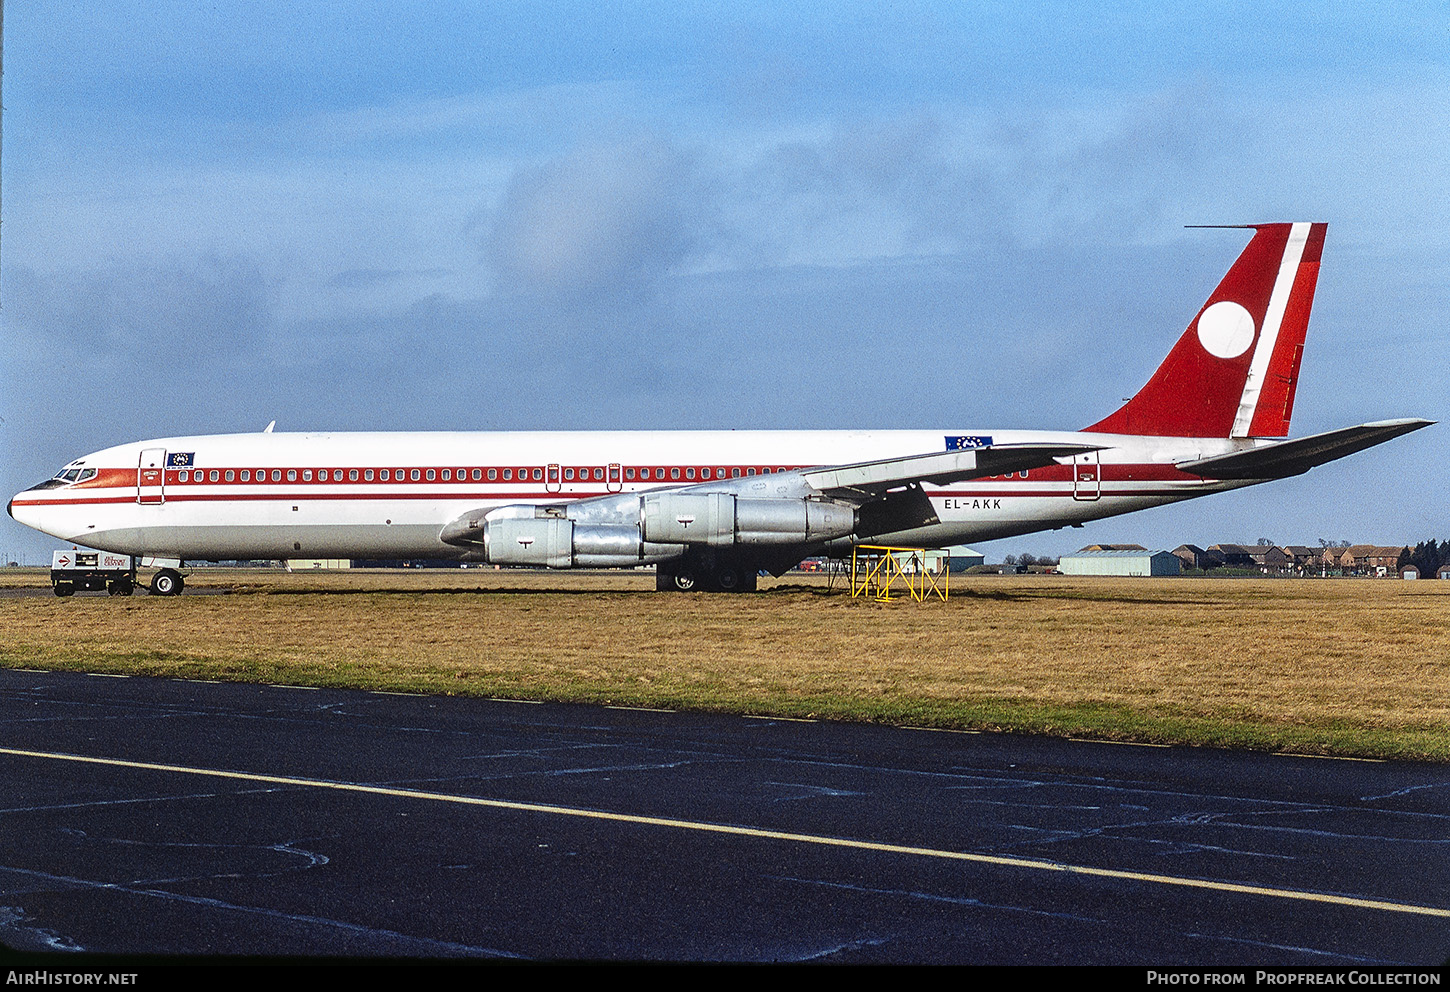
xmin=0 ymin=668 xmax=1446 ymax=963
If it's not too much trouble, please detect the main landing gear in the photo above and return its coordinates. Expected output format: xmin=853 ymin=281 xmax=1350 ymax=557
xmin=150 ymin=569 xmax=185 ymax=597
xmin=656 ymin=554 xmax=759 ymax=593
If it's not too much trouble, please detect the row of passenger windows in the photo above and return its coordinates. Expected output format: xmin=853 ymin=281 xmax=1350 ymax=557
xmin=170 ymin=465 xmax=798 ymax=484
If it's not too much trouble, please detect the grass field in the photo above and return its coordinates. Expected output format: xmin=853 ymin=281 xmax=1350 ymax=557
xmin=2 ymin=567 xmax=1447 ymax=760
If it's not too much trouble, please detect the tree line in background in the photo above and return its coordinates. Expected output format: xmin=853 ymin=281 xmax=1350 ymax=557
xmin=1002 ymin=554 xmax=1059 ymax=567
xmin=1398 ymin=539 xmax=1449 ymax=577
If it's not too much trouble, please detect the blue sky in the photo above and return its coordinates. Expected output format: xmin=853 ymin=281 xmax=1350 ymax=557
xmin=3 ymin=2 xmax=1447 ymax=563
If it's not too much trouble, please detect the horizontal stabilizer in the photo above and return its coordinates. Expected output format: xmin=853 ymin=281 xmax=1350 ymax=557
xmin=803 ymin=442 xmax=1104 ymax=499
xmin=1175 ymin=419 xmax=1433 ymax=480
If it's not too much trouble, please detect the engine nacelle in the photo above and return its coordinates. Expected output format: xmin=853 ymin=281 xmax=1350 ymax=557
xmin=641 ymin=494 xmax=855 ymax=546
xmin=482 ymin=518 xmax=682 ymax=569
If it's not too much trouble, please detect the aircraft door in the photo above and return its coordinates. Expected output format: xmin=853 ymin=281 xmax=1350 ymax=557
xmin=607 ymin=463 xmax=622 ymax=493
xmin=138 ymin=448 xmax=167 ymax=504
xmin=1072 ymin=451 xmax=1100 ymax=502
xmin=546 ymin=463 xmax=561 ymax=493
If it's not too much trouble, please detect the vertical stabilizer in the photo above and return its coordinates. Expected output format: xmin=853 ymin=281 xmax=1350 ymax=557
xmin=1086 ymin=223 xmax=1326 ymax=438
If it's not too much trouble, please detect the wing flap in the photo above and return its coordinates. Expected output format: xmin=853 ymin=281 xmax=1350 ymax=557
xmin=1175 ymin=419 xmax=1433 ymax=480
xmin=802 ymin=442 xmax=1105 ymax=499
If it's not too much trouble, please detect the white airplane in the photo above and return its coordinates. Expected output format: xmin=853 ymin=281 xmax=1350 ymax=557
xmin=9 ymin=222 xmax=1431 ymax=595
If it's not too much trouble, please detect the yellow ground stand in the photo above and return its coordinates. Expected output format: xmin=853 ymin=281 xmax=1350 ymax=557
xmin=849 ymin=545 xmax=949 ymax=602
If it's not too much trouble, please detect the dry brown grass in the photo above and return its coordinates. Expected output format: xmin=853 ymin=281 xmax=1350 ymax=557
xmin=2 ymin=567 xmax=1447 ymax=759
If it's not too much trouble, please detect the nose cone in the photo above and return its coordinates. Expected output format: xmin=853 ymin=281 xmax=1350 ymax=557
xmin=9 ymin=491 xmax=36 ymax=530
xmin=8 ymin=480 xmax=62 ymax=533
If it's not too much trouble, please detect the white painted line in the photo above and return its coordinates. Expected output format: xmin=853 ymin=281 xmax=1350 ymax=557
xmin=486 ymin=697 xmax=543 ymax=705
xmin=13 ymin=669 xmax=49 ymax=673
xmin=371 ymin=691 xmax=424 ymax=697
xmin=86 ymin=673 xmax=129 ymax=679
xmin=178 ymin=679 xmax=222 ymax=684
xmin=903 ymin=727 xmax=982 ymax=735
xmin=606 ymin=705 xmax=674 ymax=713
xmin=3 ymin=746 xmax=1445 ymax=920
xmin=744 ymin=715 xmax=816 ymax=723
xmin=266 ymin=684 xmax=320 ymax=690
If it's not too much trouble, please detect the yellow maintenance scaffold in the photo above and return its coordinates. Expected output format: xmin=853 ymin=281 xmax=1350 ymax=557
xmin=849 ymin=545 xmax=949 ymax=602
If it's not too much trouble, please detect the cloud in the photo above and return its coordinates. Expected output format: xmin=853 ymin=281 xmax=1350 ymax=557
xmin=485 ymin=139 xmax=708 ymax=298
xmin=8 ymin=256 xmax=277 ymax=372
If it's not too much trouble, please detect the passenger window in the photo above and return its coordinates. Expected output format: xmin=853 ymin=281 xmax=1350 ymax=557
xmin=225 ymin=470 xmax=235 ymax=482
xmin=380 ymin=469 xmax=390 ymax=481
xmin=626 ymin=468 xmax=635 ymax=480
xmin=503 ymin=469 xmax=512 ymax=480
xmin=348 ymin=469 xmax=358 ymax=481
xmin=532 ymin=468 xmax=542 ymax=481
xmin=487 ymin=469 xmax=496 ymax=481
xmin=671 ymin=468 xmax=680 ymax=480
xmin=686 ymin=468 xmax=695 ymax=479
xmin=272 ymin=470 xmax=282 ymax=482
xmin=287 ymin=470 xmax=297 ymax=482
xmin=240 ymin=470 xmax=250 ymax=482
xmin=746 ymin=468 xmax=756 ymax=476
xmin=731 ymin=468 xmax=741 ymax=478
xmin=472 ymin=469 xmax=482 ymax=481
xmin=564 ymin=468 xmax=574 ymax=481
xmin=210 ymin=470 xmax=220 ymax=482
xmin=303 ymin=470 xmax=312 ymax=481
xmin=179 ymin=470 xmax=189 ymax=482
xmin=441 ymin=469 xmax=451 ymax=481
xmin=364 ymin=469 xmax=374 ymax=481
xmin=411 ymin=469 xmax=421 ymax=481
xmin=426 ymin=469 xmax=436 ymax=481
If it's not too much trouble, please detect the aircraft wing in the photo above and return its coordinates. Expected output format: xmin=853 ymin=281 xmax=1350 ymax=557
xmin=1175 ymin=419 xmax=1433 ymax=480
xmin=801 ymin=442 xmax=1105 ymax=501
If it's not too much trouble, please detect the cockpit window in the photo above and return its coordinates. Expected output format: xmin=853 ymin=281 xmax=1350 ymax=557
xmin=53 ymin=468 xmax=97 ymax=484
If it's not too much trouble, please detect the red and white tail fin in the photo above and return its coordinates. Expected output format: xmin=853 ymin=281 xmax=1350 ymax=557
xmin=1085 ymin=222 xmax=1326 ymax=438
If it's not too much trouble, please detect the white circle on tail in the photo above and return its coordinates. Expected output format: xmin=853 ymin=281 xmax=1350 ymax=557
xmin=1196 ymin=300 xmax=1256 ymax=359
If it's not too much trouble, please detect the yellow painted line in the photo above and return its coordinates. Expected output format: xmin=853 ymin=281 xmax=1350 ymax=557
xmin=1067 ymin=738 xmax=1171 ymax=748
xmin=1275 ymin=753 xmax=1385 ymax=763
xmin=3 ymin=746 xmax=1445 ymax=920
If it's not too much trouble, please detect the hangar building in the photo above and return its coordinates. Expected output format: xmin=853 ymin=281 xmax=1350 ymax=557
xmin=1057 ymin=549 xmax=1181 ymax=577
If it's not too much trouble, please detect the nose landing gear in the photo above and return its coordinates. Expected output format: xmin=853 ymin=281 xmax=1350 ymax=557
xmin=150 ymin=569 xmax=185 ymax=596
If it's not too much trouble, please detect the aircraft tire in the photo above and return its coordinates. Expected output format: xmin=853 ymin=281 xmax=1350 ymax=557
xmin=53 ymin=583 xmax=74 ymax=598
xmin=714 ymin=564 xmax=757 ymax=593
xmin=656 ymin=565 xmax=699 ymax=592
xmin=151 ymin=570 xmax=183 ymax=597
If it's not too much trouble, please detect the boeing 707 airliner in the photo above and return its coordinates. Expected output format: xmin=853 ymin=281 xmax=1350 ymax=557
xmin=9 ymin=223 xmax=1431 ymax=593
